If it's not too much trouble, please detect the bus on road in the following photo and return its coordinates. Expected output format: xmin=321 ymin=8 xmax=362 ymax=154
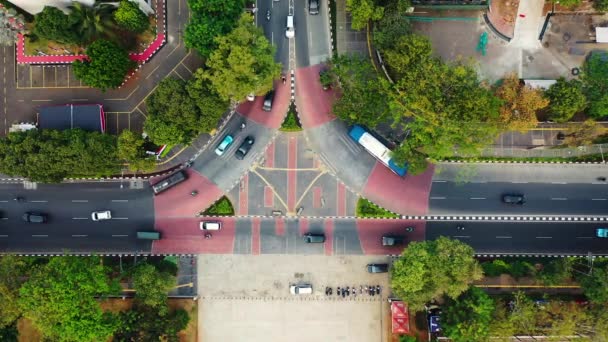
xmin=348 ymin=125 xmax=407 ymax=177
xmin=152 ymin=170 xmax=186 ymax=195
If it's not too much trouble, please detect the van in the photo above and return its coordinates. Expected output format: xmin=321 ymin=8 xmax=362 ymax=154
xmin=137 ymin=231 xmax=161 ymax=240
xmin=200 ymin=221 xmax=221 ymax=230
xmin=286 ymin=15 xmax=294 ymax=38
xmin=290 ymin=283 xmax=313 ymax=295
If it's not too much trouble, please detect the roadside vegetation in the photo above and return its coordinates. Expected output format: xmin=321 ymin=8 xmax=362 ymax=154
xmin=280 ymin=104 xmax=302 ymax=132
xmin=0 ymin=255 xmax=191 ymax=341
xmin=356 ymin=198 xmax=399 ymax=218
xmin=203 ymin=196 xmax=235 ymax=216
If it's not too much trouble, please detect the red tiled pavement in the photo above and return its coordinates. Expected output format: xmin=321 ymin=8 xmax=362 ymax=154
xmin=362 ymin=163 xmax=435 ymax=216
xmin=356 ymin=219 xmax=426 ymax=255
xmin=287 ymin=136 xmax=297 ymax=211
xmin=152 ymin=169 xmax=223 ymax=217
xmin=152 ymin=217 xmax=235 ymax=254
xmin=295 ymin=65 xmax=337 ymax=128
xmin=275 ymin=217 xmax=285 ymax=236
xmin=337 ymin=182 xmax=346 ymax=216
xmin=236 ymin=80 xmax=290 ymax=129
xmin=324 ymin=219 xmax=334 ymax=256
xmin=265 ymin=141 xmax=275 ymax=168
xmin=264 ymin=186 xmax=274 ymax=207
xmin=238 ymin=174 xmax=248 ymax=215
xmin=252 ymin=217 xmax=261 ymax=255
xmin=313 ymin=186 xmax=322 ymax=209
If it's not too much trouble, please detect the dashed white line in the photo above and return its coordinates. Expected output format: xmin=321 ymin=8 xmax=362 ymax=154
xmin=72 ymin=234 xmax=88 ymax=237
xmin=576 ymin=236 xmax=593 ymax=239
xmin=511 ymin=181 xmax=528 ymax=184
xmin=0 ymin=217 xmax=7 ymax=220
xmin=551 ymin=198 xmax=567 ymax=201
xmin=112 ymin=217 xmax=129 ymax=220
xmin=536 ymin=236 xmax=553 ymax=239
xmin=29 ymin=200 xmax=48 ymax=203
xmin=111 ymin=200 xmax=129 ymax=203
xmin=470 ymin=197 xmax=486 ymax=200
xmin=32 ymin=235 xmax=48 ymax=238
xmin=592 ymin=198 xmax=607 ymax=201
xmin=454 ymin=235 xmax=470 ymax=238
xmin=0 ymin=234 xmax=8 ymax=237
xmin=432 ymin=180 xmax=447 ymax=183
xmin=72 ymin=217 xmax=89 ymax=220
xmin=471 ymin=181 xmax=487 ymax=184
xmin=496 ymin=236 xmax=512 ymax=239
xmin=112 ymin=234 xmax=128 ymax=237
xmin=430 ymin=196 xmax=446 ymax=200
xmin=551 ymin=182 xmax=567 ymax=185
xmin=0 ymin=200 xmax=7 ymax=203
xmin=71 ymin=200 xmax=89 ymax=203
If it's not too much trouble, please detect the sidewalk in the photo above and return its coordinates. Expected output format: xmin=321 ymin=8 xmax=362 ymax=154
xmin=335 ymin=0 xmax=367 ymax=56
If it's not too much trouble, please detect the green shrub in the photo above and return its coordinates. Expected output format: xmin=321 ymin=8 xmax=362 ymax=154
xmin=280 ymin=106 xmax=302 ymax=132
xmin=482 ymin=260 xmax=511 ymax=277
xmin=114 ymin=0 xmax=150 ymax=33
xmin=510 ymin=260 xmax=534 ymax=279
xmin=203 ymin=196 xmax=235 ymax=216
xmin=595 ymin=0 xmax=608 ymax=11
xmin=356 ymin=198 xmax=399 ymax=218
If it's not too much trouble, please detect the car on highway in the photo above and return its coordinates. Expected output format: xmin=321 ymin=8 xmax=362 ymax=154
xmin=290 ymin=283 xmax=313 ymax=295
xmin=597 ymin=228 xmax=608 ymax=238
xmin=91 ymin=210 xmax=112 ymax=221
xmin=367 ymin=263 xmax=389 ymax=273
xmin=22 ymin=212 xmax=48 ymax=223
xmin=235 ymin=136 xmax=255 ymax=160
xmin=502 ymin=193 xmax=526 ymax=205
xmin=303 ymin=232 xmax=325 ymax=243
xmin=215 ymin=134 xmax=234 ymax=156
xmin=309 ymin=0 xmax=319 ymax=14
xmin=262 ymin=91 xmax=274 ymax=112
xmin=382 ymin=235 xmax=405 ymax=246
xmin=200 ymin=221 xmax=222 ymax=230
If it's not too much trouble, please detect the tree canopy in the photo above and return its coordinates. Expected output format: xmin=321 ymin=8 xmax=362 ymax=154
xmin=117 ymin=129 xmax=156 ymax=172
xmin=132 ymin=263 xmax=176 ymax=312
xmin=582 ymin=53 xmax=608 ymax=118
xmin=114 ymin=303 xmax=190 ymax=341
xmin=68 ymin=2 xmax=116 ymax=45
xmin=204 ymin=13 xmax=281 ymax=102
xmin=144 ymin=77 xmax=202 ymax=145
xmin=18 ymin=256 xmax=119 ymax=342
xmin=563 ymin=119 xmax=605 ymax=147
xmin=0 ymin=256 xmax=33 ymax=329
xmin=442 ymin=287 xmax=495 ymax=342
xmin=0 ymin=129 xmax=119 ymax=183
xmin=73 ymin=39 xmax=135 ymax=91
xmin=114 ymin=0 xmax=149 ymax=33
xmin=186 ymin=69 xmax=230 ymax=130
xmin=184 ymin=0 xmax=245 ymax=58
xmin=345 ymin=0 xmax=384 ymax=30
xmin=33 ymin=6 xmax=79 ymax=44
xmin=578 ymin=264 xmax=608 ymax=304
xmin=544 ymin=78 xmax=586 ymax=122
xmin=495 ymin=73 xmax=548 ymax=132
xmin=391 ymin=237 xmax=483 ymax=310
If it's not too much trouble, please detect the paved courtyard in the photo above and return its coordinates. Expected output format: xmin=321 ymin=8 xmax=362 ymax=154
xmin=197 ymin=255 xmax=393 ymax=342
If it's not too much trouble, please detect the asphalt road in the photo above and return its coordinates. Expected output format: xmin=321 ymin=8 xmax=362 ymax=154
xmin=426 ymin=220 xmax=608 ymax=255
xmin=258 ymin=0 xmax=289 ymax=69
xmin=0 ymin=183 xmax=154 ymax=253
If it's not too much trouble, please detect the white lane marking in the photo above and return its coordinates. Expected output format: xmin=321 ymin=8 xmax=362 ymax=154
xmin=430 ymin=196 xmax=446 ymax=200
xmin=454 ymin=235 xmax=470 ymax=238
xmin=29 ymin=200 xmax=47 ymax=203
xmin=551 ymin=198 xmax=567 ymax=201
xmin=112 ymin=234 xmax=128 ymax=237
xmin=471 ymin=181 xmax=487 ymax=183
xmin=536 ymin=236 xmax=553 ymax=239
xmin=470 ymin=197 xmax=486 ymax=200
xmin=111 ymin=200 xmax=129 ymax=202
xmin=32 ymin=234 xmax=48 ymax=237
xmin=432 ymin=180 xmax=447 ymax=183
xmin=112 ymin=217 xmax=129 ymax=220
xmin=511 ymin=181 xmax=528 ymax=184
xmin=0 ymin=234 xmax=8 ymax=237
xmin=72 ymin=217 xmax=89 ymax=220
xmin=71 ymin=200 xmax=88 ymax=203
xmin=576 ymin=236 xmax=593 ymax=239
xmin=592 ymin=198 xmax=607 ymax=201
xmin=496 ymin=236 xmax=512 ymax=239
xmin=551 ymin=182 xmax=567 ymax=184
xmin=592 ymin=182 xmax=607 ymax=185
xmin=0 ymin=217 xmax=7 ymax=220
xmin=0 ymin=200 xmax=7 ymax=203
xmin=72 ymin=234 xmax=88 ymax=237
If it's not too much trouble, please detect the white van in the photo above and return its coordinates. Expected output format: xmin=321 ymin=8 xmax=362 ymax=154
xmin=286 ymin=15 xmax=294 ymax=38
xmin=200 ymin=221 xmax=222 ymax=230
xmin=290 ymin=283 xmax=313 ymax=295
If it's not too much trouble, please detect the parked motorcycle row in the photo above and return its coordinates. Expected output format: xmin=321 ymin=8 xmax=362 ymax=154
xmin=325 ymin=285 xmax=382 ymax=298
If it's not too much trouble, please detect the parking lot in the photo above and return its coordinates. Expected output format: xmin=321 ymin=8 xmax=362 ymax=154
xmin=16 ymin=64 xmax=89 ymax=89
xmin=197 ymin=254 xmax=393 ymax=342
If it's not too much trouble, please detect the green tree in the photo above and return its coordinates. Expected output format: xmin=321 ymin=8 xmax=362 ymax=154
xmin=578 ymin=265 xmax=608 ymax=304
xmin=184 ymin=0 xmax=245 ymax=58
xmin=373 ymin=9 xmax=411 ymax=50
xmin=204 ymin=13 xmax=281 ymax=102
xmin=488 ymin=301 xmax=516 ymax=341
xmin=582 ymin=53 xmax=608 ymax=118
xmin=594 ymin=0 xmax=608 ymax=11
xmin=68 ymin=2 xmax=117 ymax=45
xmin=390 ymin=147 xmax=428 ymax=175
xmin=114 ymin=0 xmax=149 ymax=33
xmin=114 ymin=303 xmax=190 ymax=342
xmin=552 ymin=0 xmax=581 ymax=7
xmin=144 ymin=77 xmax=202 ymax=145
xmin=442 ymin=287 xmax=495 ymax=342
xmin=0 ymin=256 xmax=33 ymax=329
xmin=563 ymin=119 xmax=606 ymax=147
xmin=73 ymin=39 xmax=135 ymax=91
xmin=18 ymin=256 xmax=118 ymax=342
xmin=33 ymin=6 xmax=78 ymax=44
xmin=117 ymin=130 xmax=156 ymax=172
xmin=537 ymin=258 xmax=573 ymax=286
xmin=132 ymin=263 xmax=176 ymax=313
xmin=508 ymin=291 xmax=537 ymax=334
xmin=345 ymin=0 xmax=384 ymax=30
xmin=186 ymin=69 xmax=230 ymax=131
xmin=495 ymin=73 xmax=549 ymax=132
xmin=544 ymin=78 xmax=586 ymax=122
xmin=391 ymin=237 xmax=483 ymax=311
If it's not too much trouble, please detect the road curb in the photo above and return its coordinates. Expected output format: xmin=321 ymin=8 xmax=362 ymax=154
xmin=439 ymin=159 xmax=606 ymax=165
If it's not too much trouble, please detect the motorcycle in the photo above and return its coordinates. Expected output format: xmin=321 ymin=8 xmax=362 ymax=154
xmin=266 ymin=9 xmax=271 ymax=21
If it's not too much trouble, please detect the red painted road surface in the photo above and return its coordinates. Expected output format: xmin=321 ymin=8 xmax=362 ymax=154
xmin=295 ymin=65 xmax=337 ymax=128
xmin=238 ymin=174 xmax=248 ymax=216
xmin=324 ymin=219 xmax=334 ymax=256
xmin=237 ymin=80 xmax=291 ymax=129
xmin=313 ymin=186 xmax=322 ymax=208
xmin=299 ymin=217 xmax=309 ymax=236
xmin=337 ymin=182 xmax=346 ymax=216
xmin=264 ymin=186 xmax=274 ymax=207
xmin=252 ymin=217 xmax=261 ymax=255
xmin=357 ymin=219 xmax=426 ymax=255
xmin=275 ymin=217 xmax=285 ymax=236
xmin=363 ymin=163 xmax=435 ymax=216
xmin=265 ymin=141 xmax=275 ymax=167
xmin=152 ymin=169 xmax=223 ymax=218
xmin=287 ymin=136 xmax=297 ymax=211
xmin=152 ymin=217 xmax=236 ymax=254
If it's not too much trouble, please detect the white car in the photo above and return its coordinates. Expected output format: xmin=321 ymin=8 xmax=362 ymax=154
xmin=91 ymin=210 xmax=112 ymax=221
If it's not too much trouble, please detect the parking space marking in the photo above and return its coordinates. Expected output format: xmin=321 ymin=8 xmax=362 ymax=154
xmin=264 ymin=186 xmax=274 ymax=207
xmin=170 ymin=70 xmax=185 ymax=81
xmin=239 ymin=174 xmax=249 ymax=215
xmin=324 ymin=219 xmax=334 ymax=256
xmin=251 ymin=217 xmax=261 ymax=255
xmin=275 ymin=217 xmax=285 ymax=236
xmin=337 ymin=182 xmax=346 ymax=216
xmin=313 ymin=186 xmax=322 ymax=208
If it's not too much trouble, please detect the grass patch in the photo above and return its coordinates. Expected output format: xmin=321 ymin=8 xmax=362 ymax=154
xmin=356 ymin=198 xmax=399 ymax=218
xmin=203 ymin=196 xmax=235 ymax=216
xmin=280 ymin=104 xmax=302 ymax=132
xmin=445 ymin=153 xmax=606 ymax=163
xmin=158 ymin=144 xmax=174 ymax=159
xmin=329 ymin=0 xmax=337 ymax=54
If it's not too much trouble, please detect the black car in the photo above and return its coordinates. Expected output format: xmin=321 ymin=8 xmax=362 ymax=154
xmin=367 ymin=263 xmax=389 ymax=273
xmin=262 ymin=91 xmax=274 ymax=112
xmin=304 ymin=232 xmax=325 ymax=243
xmin=22 ymin=212 xmax=48 ymax=223
xmin=235 ymin=136 xmax=255 ymax=160
xmin=309 ymin=0 xmax=319 ymax=14
xmin=381 ymin=235 xmax=405 ymax=246
xmin=502 ymin=194 xmax=526 ymax=205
